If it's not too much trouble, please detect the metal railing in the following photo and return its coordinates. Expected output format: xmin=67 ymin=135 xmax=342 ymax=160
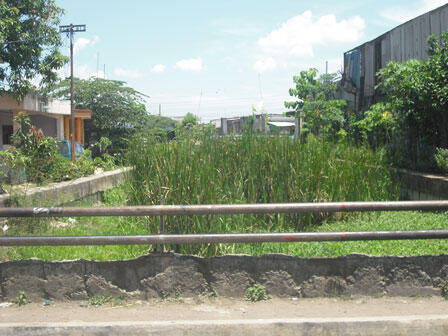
xmin=1 ymin=200 xmax=448 ymax=246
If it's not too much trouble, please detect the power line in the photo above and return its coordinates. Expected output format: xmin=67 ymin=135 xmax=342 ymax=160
xmin=153 ymin=95 xmax=288 ymax=106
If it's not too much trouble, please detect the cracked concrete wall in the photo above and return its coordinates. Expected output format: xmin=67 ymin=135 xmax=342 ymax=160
xmin=0 ymin=167 xmax=131 ymax=207
xmin=1 ymin=253 xmax=447 ymax=301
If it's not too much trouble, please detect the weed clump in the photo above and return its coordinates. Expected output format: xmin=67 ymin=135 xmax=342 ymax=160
xmin=245 ymin=283 xmax=270 ymax=302
xmin=15 ymin=291 xmax=29 ymax=306
xmin=88 ymin=295 xmax=125 ymax=307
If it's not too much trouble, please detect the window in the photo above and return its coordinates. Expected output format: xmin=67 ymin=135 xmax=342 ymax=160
xmin=2 ymin=125 xmax=13 ymax=145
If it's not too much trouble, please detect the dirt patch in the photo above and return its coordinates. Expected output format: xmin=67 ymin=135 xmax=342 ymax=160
xmin=0 ymin=253 xmax=447 ymax=302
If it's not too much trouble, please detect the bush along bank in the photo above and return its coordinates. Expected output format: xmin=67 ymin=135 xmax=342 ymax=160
xmin=0 ymin=113 xmax=118 ymax=188
xmin=126 ymin=133 xmax=397 ymax=256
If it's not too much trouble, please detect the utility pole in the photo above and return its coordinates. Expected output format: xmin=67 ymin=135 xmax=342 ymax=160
xmin=197 ymin=89 xmax=203 ymax=115
xmin=159 ymin=104 xmax=161 ymax=116
xmin=59 ymin=24 xmax=86 ymax=162
xmin=96 ymin=52 xmax=99 ymax=78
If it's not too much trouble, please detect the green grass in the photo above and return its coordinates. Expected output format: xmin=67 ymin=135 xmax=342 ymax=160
xmin=1 ymin=187 xmax=447 ymax=260
xmin=231 ymin=211 xmax=448 ymax=257
xmin=0 ymin=188 xmax=151 ymax=261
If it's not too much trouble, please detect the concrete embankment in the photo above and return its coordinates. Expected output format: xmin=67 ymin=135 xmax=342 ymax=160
xmin=394 ymin=168 xmax=448 ymax=200
xmin=1 ymin=253 xmax=447 ymax=302
xmin=0 ymin=167 xmax=130 ymax=207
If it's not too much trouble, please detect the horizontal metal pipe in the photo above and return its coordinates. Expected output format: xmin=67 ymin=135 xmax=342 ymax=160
xmin=1 ymin=230 xmax=448 ymax=246
xmin=2 ymin=201 xmax=448 ymax=218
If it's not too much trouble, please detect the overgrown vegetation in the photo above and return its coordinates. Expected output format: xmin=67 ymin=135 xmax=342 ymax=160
xmin=2 ymin=8 xmax=448 ymax=263
xmin=355 ymin=32 xmax=448 ymax=172
xmin=282 ymin=33 xmax=448 ymax=174
xmin=0 ymin=114 xmax=117 ymax=186
xmin=125 ymin=132 xmax=395 ymax=255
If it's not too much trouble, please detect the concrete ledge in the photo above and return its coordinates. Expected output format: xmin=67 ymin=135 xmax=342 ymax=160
xmin=394 ymin=168 xmax=448 ymax=200
xmin=1 ymin=253 xmax=448 ymax=301
xmin=1 ymin=316 xmax=448 ymax=336
xmin=0 ymin=167 xmax=131 ymax=207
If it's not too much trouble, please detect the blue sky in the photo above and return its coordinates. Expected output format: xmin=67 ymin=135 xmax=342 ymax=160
xmin=56 ymin=0 xmax=448 ymax=121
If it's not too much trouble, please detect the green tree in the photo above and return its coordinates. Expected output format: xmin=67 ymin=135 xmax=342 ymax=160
xmin=0 ymin=0 xmax=66 ymax=98
xmin=140 ymin=115 xmax=177 ymax=141
xmin=355 ymin=102 xmax=399 ymax=146
xmin=175 ymin=113 xmax=215 ymax=141
xmin=360 ymin=32 xmax=448 ymax=168
xmin=285 ymin=69 xmax=347 ymax=138
xmin=182 ymin=112 xmax=199 ymax=129
xmin=46 ymin=77 xmax=148 ymax=153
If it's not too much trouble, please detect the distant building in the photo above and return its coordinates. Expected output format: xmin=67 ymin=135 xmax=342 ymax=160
xmin=170 ymin=116 xmax=185 ymax=124
xmin=211 ymin=114 xmax=297 ymax=135
xmin=341 ymin=3 xmax=448 ymax=112
xmin=0 ymin=93 xmax=91 ymax=149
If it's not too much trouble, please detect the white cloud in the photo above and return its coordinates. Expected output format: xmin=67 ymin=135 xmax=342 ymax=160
xmin=174 ymin=57 xmax=204 ymax=72
xmin=151 ymin=64 xmax=166 ymax=73
xmin=75 ymin=64 xmax=105 ymax=79
xmin=113 ymin=67 xmax=144 ymax=79
xmin=210 ymin=18 xmax=261 ymax=37
xmin=73 ymin=35 xmax=100 ymax=54
xmin=257 ymin=11 xmax=365 ymax=59
xmin=381 ymin=0 xmax=447 ymax=23
xmin=253 ymin=57 xmax=277 ymax=73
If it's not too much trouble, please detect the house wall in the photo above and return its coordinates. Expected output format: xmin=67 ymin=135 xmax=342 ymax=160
xmin=0 ymin=94 xmax=88 ymax=148
xmin=342 ymin=3 xmax=448 ymax=112
xmin=29 ymin=114 xmax=58 ymax=138
xmin=22 ymin=93 xmax=70 ymax=115
xmin=0 ymin=95 xmax=21 ymax=110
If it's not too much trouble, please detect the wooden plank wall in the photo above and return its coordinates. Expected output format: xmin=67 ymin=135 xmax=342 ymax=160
xmin=354 ymin=4 xmax=448 ymax=111
xmin=363 ymin=42 xmax=375 ymax=98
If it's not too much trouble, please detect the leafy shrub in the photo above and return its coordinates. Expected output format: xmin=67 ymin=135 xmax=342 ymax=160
xmin=0 ymin=149 xmax=28 ymax=184
xmin=1 ymin=115 xmax=118 ymax=185
xmin=435 ymin=148 xmax=448 ymax=174
xmin=94 ymin=153 xmax=117 ymax=171
xmin=245 ymin=284 xmax=270 ymax=302
xmin=96 ymin=136 xmax=112 ymax=154
xmin=48 ymin=154 xmax=74 ymax=182
xmin=71 ymin=156 xmax=96 ymax=179
xmin=15 ymin=291 xmax=29 ymax=306
xmin=11 ymin=113 xmax=58 ymax=183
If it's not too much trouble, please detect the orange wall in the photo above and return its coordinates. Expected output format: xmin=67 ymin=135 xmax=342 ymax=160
xmin=64 ymin=116 xmax=85 ymax=144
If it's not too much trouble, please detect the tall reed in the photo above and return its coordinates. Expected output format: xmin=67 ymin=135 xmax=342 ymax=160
xmin=126 ymin=134 xmax=397 ymax=256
